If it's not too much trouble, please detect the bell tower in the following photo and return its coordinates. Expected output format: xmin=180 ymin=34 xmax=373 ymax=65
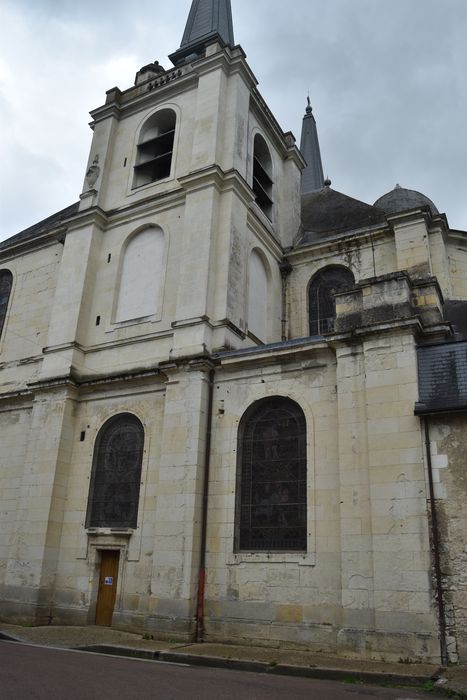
xmin=41 ymin=0 xmax=304 ymax=384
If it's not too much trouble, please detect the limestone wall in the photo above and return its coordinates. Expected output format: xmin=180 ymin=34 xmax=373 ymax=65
xmin=286 ymin=232 xmax=397 ymax=340
xmin=205 ymin=347 xmax=339 ymax=649
xmin=425 ymin=415 xmax=467 ymax=662
xmin=0 ymin=404 xmax=32 ymax=592
xmin=203 ymin=327 xmax=439 ymax=662
xmin=447 ymin=240 xmax=467 ymax=300
xmin=0 ymin=244 xmax=61 ymax=389
xmin=27 ymin=366 xmax=212 ymax=638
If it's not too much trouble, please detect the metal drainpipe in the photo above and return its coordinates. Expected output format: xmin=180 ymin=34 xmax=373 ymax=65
xmin=423 ymin=416 xmax=449 ymax=666
xmin=195 ymin=368 xmax=215 ymax=643
xmin=280 ymin=260 xmax=292 ymax=342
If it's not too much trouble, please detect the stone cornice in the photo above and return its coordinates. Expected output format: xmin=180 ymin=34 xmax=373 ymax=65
xmin=446 ymin=228 xmax=467 ymax=246
xmin=64 ymin=206 xmax=108 ymax=234
xmin=29 ymin=367 xmax=164 ymax=393
xmin=0 ymin=232 xmax=64 ymax=261
xmin=214 ymin=337 xmax=329 ymax=369
xmin=178 ymin=164 xmax=255 ymax=207
xmin=89 ymin=67 xmax=197 ymax=126
xmin=286 ymin=224 xmax=391 ymax=262
xmin=105 ymin=187 xmax=186 ymax=229
xmin=0 ymin=388 xmax=34 ymax=406
xmin=326 ymin=316 xmax=452 ymax=347
xmin=192 ymin=43 xmax=256 ymax=86
xmin=27 ymin=375 xmax=80 ymax=395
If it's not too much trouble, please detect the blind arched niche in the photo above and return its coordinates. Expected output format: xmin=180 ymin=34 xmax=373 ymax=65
xmin=115 ymin=227 xmax=164 ymax=322
xmin=247 ymin=250 xmax=268 ymax=342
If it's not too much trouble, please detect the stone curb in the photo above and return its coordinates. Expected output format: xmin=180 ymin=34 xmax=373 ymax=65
xmin=3 ymin=634 xmax=456 ymax=695
xmin=73 ymin=644 xmax=438 ymax=689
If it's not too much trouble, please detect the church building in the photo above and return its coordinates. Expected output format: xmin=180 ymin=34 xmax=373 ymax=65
xmin=1 ymin=0 xmax=467 ymax=665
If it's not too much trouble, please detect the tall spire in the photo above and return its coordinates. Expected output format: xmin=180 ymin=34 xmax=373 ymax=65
xmin=300 ymin=97 xmax=325 ymax=195
xmin=169 ymin=0 xmax=235 ymax=66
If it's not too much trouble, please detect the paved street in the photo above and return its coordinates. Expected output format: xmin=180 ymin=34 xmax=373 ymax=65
xmin=0 ymin=640 xmax=437 ymax=699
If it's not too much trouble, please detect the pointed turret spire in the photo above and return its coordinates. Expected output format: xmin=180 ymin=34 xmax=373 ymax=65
xmin=300 ymin=97 xmax=325 ymax=195
xmin=169 ymin=0 xmax=235 ymax=66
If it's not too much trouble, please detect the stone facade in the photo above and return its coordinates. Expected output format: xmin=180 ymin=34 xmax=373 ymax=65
xmin=1 ymin=1 xmax=467 ymax=665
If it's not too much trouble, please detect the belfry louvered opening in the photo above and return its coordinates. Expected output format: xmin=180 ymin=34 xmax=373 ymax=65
xmin=133 ymin=109 xmax=176 ymax=187
xmin=252 ymin=134 xmax=273 ymax=219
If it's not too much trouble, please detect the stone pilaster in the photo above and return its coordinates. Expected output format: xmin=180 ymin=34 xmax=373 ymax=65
xmin=146 ymin=361 xmax=212 ymax=637
xmin=2 ymin=383 xmax=77 ymax=623
xmin=332 ymin=272 xmax=442 ymax=660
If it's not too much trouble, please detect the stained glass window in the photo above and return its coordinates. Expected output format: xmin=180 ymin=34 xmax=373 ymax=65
xmin=87 ymin=414 xmax=144 ymax=529
xmin=0 ymin=270 xmax=13 ymax=341
xmin=309 ymin=266 xmax=354 ymax=335
xmin=236 ymin=398 xmax=307 ymax=552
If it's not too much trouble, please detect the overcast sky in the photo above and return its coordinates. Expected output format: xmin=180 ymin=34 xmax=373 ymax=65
xmin=0 ymin=0 xmax=466 ymax=243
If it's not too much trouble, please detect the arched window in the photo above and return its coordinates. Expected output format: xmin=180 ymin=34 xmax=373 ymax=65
xmin=0 ymin=270 xmax=13 ymax=340
xmin=236 ymin=397 xmax=307 ymax=552
xmin=308 ymin=266 xmax=355 ymax=335
xmin=115 ymin=227 xmax=164 ymax=322
xmin=133 ymin=109 xmax=176 ymax=187
xmin=86 ymin=414 xmax=144 ymax=529
xmin=247 ymin=250 xmax=268 ymax=342
xmin=252 ymin=134 xmax=273 ymax=219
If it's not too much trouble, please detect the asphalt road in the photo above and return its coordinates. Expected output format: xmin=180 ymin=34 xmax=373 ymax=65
xmin=0 ymin=640 xmax=436 ymax=700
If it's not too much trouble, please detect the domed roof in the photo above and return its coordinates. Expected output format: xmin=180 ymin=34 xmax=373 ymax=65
xmin=374 ymin=185 xmax=439 ymax=216
xmin=298 ymin=184 xmax=387 ymax=245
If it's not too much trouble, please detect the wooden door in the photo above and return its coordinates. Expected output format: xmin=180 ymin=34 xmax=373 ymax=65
xmin=95 ymin=550 xmax=119 ymax=626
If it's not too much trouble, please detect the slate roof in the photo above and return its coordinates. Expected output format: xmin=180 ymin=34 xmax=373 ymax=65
xmin=374 ymin=185 xmax=439 ymax=217
xmin=181 ymin=0 xmax=234 ymax=47
xmin=170 ymin=0 xmax=234 ymax=65
xmin=0 ymin=202 xmax=79 ymax=253
xmin=300 ymin=102 xmax=324 ymax=195
xmin=298 ymin=186 xmax=387 ymax=245
xmin=415 ymin=340 xmax=467 ymax=414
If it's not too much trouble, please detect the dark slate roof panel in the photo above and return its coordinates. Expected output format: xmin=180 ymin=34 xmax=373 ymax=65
xmin=298 ymin=187 xmax=387 ymax=244
xmin=443 ymin=301 xmax=467 ymax=340
xmin=300 ymin=103 xmax=324 ymax=195
xmin=374 ymin=186 xmax=439 ymax=216
xmin=0 ymin=202 xmax=79 ymax=253
xmin=181 ymin=0 xmax=234 ymax=48
xmin=416 ymin=341 xmax=467 ymax=414
xmin=213 ymin=335 xmax=324 ymax=360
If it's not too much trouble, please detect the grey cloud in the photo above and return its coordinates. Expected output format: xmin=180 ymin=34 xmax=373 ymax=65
xmin=1 ymin=0 xmax=466 ymax=241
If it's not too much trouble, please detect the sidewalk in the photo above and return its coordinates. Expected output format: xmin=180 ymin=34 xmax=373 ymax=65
xmin=1 ymin=623 xmax=466 ymax=697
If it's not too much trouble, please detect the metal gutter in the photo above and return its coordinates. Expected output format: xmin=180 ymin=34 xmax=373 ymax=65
xmin=423 ymin=416 xmax=449 ymax=666
xmin=195 ymin=368 xmax=215 ymax=642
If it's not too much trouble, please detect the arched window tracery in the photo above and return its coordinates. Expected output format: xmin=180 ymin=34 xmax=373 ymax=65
xmin=87 ymin=413 xmax=144 ymax=529
xmin=308 ymin=266 xmax=355 ymax=335
xmin=236 ymin=397 xmax=307 ymax=552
